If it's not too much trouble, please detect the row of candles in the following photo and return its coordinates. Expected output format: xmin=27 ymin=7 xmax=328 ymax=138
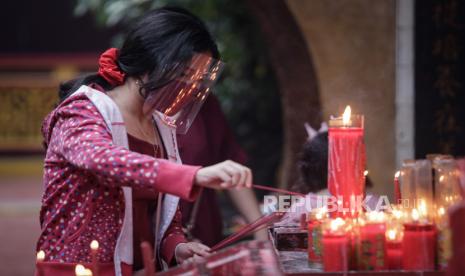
xmin=36 ymin=240 xmax=100 ymax=276
xmin=306 ymin=203 xmax=455 ymax=272
xmin=315 ymin=105 xmax=464 ymax=272
xmin=36 ymin=240 xmax=156 ymax=276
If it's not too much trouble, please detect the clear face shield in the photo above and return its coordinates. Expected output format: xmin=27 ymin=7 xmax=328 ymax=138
xmin=143 ymin=53 xmax=224 ymax=134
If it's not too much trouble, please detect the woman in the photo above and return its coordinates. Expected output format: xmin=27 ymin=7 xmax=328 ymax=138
xmin=36 ymin=7 xmax=252 ymax=275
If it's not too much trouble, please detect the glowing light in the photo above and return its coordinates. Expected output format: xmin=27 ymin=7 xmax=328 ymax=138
xmin=418 ymin=200 xmax=427 ymax=216
xmin=387 ymin=229 xmax=397 ymax=241
xmin=392 ymin=209 xmax=403 ymax=220
xmin=75 ymin=264 xmax=86 ymax=275
xmin=36 ymin=250 xmax=45 ymax=261
xmin=411 ymin=209 xmax=420 ymax=221
xmin=395 ymin=171 xmax=400 ymax=178
xmin=364 ymin=170 xmax=369 ymax=177
xmin=367 ymin=211 xmax=386 ymax=222
xmin=315 ymin=207 xmax=327 ymax=220
xmin=90 ymin=240 xmax=99 ymax=250
xmin=75 ymin=264 xmax=93 ymax=276
xmin=439 ymin=175 xmax=445 ymax=182
xmin=342 ymin=105 xmax=351 ymax=125
xmin=330 ymin=217 xmax=345 ymax=232
xmin=438 ymin=207 xmax=445 ymax=216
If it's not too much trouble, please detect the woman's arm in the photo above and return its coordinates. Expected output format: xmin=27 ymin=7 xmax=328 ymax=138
xmin=228 ymin=188 xmax=268 ymax=240
xmin=51 ymin=99 xmax=200 ymax=200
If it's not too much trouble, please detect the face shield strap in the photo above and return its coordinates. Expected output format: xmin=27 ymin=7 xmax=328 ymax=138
xmin=143 ymin=53 xmax=224 ymax=134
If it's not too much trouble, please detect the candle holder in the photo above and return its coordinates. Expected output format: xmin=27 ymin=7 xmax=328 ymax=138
xmin=356 ymin=212 xmax=387 ymax=271
xmin=399 ymin=159 xmax=434 ymax=222
xmin=307 ymin=208 xmax=327 ymax=265
xmin=328 ymin=106 xmax=366 ymax=218
xmin=433 ymin=157 xmax=462 ymax=270
xmin=386 ymin=227 xmax=403 ymax=270
xmin=322 ymin=218 xmax=351 ymax=272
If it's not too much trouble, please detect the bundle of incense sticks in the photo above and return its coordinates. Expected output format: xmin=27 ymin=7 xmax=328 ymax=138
xmin=211 ymin=212 xmax=285 ymax=251
xmin=252 ymin=184 xmax=306 ymax=197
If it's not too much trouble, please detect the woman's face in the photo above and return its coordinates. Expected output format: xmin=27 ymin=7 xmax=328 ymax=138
xmin=142 ymin=52 xmax=224 ymax=133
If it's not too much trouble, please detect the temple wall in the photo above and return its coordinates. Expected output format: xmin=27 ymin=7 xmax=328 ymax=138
xmin=287 ymin=0 xmax=396 ymax=198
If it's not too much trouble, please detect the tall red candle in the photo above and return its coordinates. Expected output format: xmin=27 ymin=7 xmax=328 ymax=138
xmin=357 ymin=222 xmax=387 ymax=270
xmin=402 ymin=223 xmax=437 ymax=270
xmin=328 ymin=106 xmax=365 ymax=218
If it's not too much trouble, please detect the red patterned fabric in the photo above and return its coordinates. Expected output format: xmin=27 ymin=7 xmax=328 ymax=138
xmin=36 ymin=92 xmax=200 ymax=270
xmin=128 ymin=134 xmax=187 ymax=270
xmin=98 ymin=48 xmax=125 ymax=86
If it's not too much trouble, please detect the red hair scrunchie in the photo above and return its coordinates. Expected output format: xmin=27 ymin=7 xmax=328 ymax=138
xmin=98 ymin=48 xmax=126 ymax=86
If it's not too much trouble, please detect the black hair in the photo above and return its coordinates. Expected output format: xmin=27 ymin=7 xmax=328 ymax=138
xmin=59 ymin=6 xmax=220 ymax=101
xmin=293 ymin=131 xmax=373 ymax=194
xmin=293 ymin=132 xmax=329 ymax=194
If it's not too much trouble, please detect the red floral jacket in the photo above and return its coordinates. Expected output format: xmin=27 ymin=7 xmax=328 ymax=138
xmin=36 ymin=91 xmax=200 ymax=274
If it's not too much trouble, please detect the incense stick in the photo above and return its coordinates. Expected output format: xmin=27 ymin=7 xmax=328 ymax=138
xmin=253 ymin=184 xmax=306 ymax=197
xmin=211 ymin=212 xmax=285 ymax=251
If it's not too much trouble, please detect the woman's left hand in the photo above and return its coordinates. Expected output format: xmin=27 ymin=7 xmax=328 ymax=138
xmin=175 ymin=242 xmax=211 ymax=264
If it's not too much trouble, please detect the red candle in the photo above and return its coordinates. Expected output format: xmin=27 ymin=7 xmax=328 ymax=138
xmin=328 ymin=106 xmax=365 ymax=218
xmin=322 ymin=218 xmax=350 ymax=272
xmin=394 ymin=171 xmax=401 ymax=204
xmin=386 ymin=239 xmax=402 ymax=270
xmin=307 ymin=219 xmax=322 ymax=263
xmin=90 ymin=240 xmax=99 ymax=276
xmin=357 ymin=222 xmax=387 ymax=270
xmin=322 ymin=232 xmax=350 ymax=271
xmin=402 ymin=223 xmax=437 ymax=270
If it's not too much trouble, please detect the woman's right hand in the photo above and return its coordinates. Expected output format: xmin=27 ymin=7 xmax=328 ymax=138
xmin=194 ymin=160 xmax=252 ymax=190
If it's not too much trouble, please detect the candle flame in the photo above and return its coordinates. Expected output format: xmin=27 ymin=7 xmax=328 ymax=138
xmin=438 ymin=207 xmax=445 ymax=216
xmin=364 ymin=170 xmax=369 ymax=177
xmin=330 ymin=217 xmax=345 ymax=231
xmin=392 ymin=209 xmax=403 ymax=219
xmin=342 ymin=105 xmax=351 ymax=125
xmin=418 ymin=199 xmax=427 ymax=216
xmin=315 ymin=207 xmax=327 ymax=220
xmin=75 ymin=264 xmax=86 ymax=275
xmin=395 ymin=171 xmax=400 ymax=178
xmin=90 ymin=240 xmax=99 ymax=250
xmin=75 ymin=264 xmax=93 ymax=276
xmin=367 ymin=211 xmax=386 ymax=222
xmin=439 ymin=175 xmax=445 ymax=182
xmin=36 ymin=250 xmax=45 ymax=261
xmin=411 ymin=209 xmax=420 ymax=221
xmin=387 ymin=229 xmax=397 ymax=241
